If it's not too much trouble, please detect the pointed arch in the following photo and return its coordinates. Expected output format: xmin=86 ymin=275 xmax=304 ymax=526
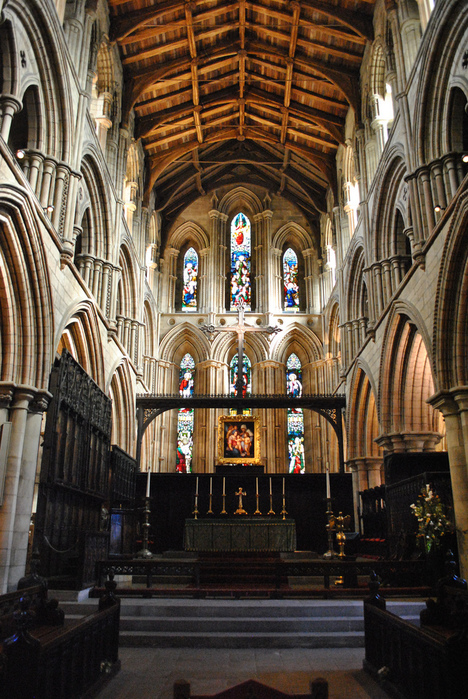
xmin=55 ymin=300 xmax=105 ymax=390
xmin=379 ymin=305 xmax=444 ymax=452
xmin=109 ymin=359 xmax=135 ymax=456
xmin=0 ymin=188 xmax=53 ymax=389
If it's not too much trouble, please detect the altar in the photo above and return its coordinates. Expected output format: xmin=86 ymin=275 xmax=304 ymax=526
xmin=184 ymin=517 xmax=297 ymax=552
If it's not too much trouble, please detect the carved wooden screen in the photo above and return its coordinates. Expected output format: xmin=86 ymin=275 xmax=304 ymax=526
xmin=34 ymin=350 xmax=112 ymax=587
xmin=109 ymin=445 xmax=137 ymax=556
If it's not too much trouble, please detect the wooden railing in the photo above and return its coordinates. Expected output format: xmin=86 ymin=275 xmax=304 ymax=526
xmin=0 ymin=583 xmax=120 ymax=699
xmin=363 ymin=588 xmax=468 ymax=699
xmin=94 ymin=557 xmax=426 ymax=597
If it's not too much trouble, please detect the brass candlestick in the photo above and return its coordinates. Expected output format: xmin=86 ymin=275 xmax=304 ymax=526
xmin=193 ymin=495 xmax=199 ymax=520
xmin=207 ymin=492 xmax=214 ymax=515
xmin=281 ymin=495 xmax=287 ymax=520
xmin=323 ymin=498 xmax=336 ymax=559
xmin=220 ymin=491 xmax=227 ymax=515
xmin=136 ymin=497 xmax=153 ymax=558
xmin=254 ymin=492 xmax=262 ymax=515
xmin=329 ymin=510 xmax=351 ymax=586
xmin=268 ymin=493 xmax=275 ymax=515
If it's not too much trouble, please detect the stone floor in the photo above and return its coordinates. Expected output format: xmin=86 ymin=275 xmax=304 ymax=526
xmin=96 ymin=647 xmax=390 ymax=699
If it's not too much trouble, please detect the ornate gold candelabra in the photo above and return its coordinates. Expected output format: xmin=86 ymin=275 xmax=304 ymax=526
xmin=327 ymin=510 xmax=351 ymax=585
xmin=136 ymin=498 xmax=153 ymax=558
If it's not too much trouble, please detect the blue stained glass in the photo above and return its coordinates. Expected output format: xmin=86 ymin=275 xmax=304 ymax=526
xmin=230 ymin=353 xmax=251 ymax=397
xmin=177 ymin=354 xmax=195 ymax=472
xmin=230 ymin=213 xmax=251 ymax=310
xmin=286 ymin=354 xmax=305 ymax=473
xmin=283 ymin=248 xmax=300 ymax=310
xmin=182 ymin=247 xmax=198 ymax=310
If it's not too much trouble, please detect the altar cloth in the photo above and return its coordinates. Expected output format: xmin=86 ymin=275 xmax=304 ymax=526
xmin=184 ymin=517 xmax=296 ymax=552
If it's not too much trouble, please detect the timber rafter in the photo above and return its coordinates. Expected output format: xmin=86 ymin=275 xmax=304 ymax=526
xmin=109 ymin=0 xmax=374 ymax=224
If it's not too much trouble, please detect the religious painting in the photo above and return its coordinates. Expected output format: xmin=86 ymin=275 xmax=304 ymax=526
xmin=283 ymin=247 xmax=300 ymax=310
xmin=218 ymin=414 xmax=261 ymax=465
xmin=230 ymin=212 xmax=251 ymax=310
xmin=182 ymin=247 xmax=198 ymax=310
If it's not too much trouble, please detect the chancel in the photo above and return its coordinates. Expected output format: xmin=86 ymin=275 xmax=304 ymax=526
xmin=1 ymin=1 xmax=468 ymax=698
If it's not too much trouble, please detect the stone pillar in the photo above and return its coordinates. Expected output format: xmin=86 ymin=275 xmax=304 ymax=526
xmin=256 ymin=360 xmax=286 ymax=473
xmin=0 ymin=386 xmax=50 ymax=593
xmin=430 ymin=390 xmax=468 ymax=578
xmin=0 ymin=95 xmax=22 ymax=142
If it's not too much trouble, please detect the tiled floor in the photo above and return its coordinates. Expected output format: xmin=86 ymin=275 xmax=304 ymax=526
xmin=96 ymin=647 xmax=390 ymax=699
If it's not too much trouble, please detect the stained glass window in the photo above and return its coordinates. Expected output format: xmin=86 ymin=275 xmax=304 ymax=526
xmin=230 ymin=353 xmax=251 ymax=397
xmin=182 ymin=247 xmax=198 ymax=311
xmin=283 ymin=248 xmax=300 ymax=310
xmin=287 ymin=353 xmax=305 ymax=473
xmin=176 ymin=354 xmax=195 ymax=472
xmin=230 ymin=213 xmax=251 ymax=310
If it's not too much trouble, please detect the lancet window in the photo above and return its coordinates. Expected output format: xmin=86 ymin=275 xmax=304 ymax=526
xmin=230 ymin=353 xmax=251 ymax=398
xmin=286 ymin=354 xmax=305 ymax=474
xmin=182 ymin=247 xmax=198 ymax=311
xmin=230 ymin=213 xmax=251 ymax=310
xmin=283 ymin=248 xmax=300 ymax=310
xmin=176 ymin=353 xmax=195 ymax=473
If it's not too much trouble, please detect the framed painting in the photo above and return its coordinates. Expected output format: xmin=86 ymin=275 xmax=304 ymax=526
xmin=218 ymin=415 xmax=261 ymax=465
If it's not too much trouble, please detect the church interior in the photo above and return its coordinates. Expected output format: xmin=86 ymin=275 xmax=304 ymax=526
xmin=1 ymin=0 xmax=468 ymax=696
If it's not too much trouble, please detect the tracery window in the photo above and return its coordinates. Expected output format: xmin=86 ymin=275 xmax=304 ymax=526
xmin=283 ymin=248 xmax=300 ymax=310
xmin=286 ymin=354 xmax=305 ymax=474
xmin=182 ymin=247 xmax=198 ymax=311
xmin=230 ymin=213 xmax=251 ymax=310
xmin=176 ymin=353 xmax=195 ymax=473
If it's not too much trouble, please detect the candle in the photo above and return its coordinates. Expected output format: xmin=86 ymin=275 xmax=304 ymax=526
xmin=146 ymin=468 xmax=151 ymax=498
xmin=195 ymin=476 xmax=199 ymax=497
xmin=269 ymin=477 xmax=272 ymax=496
xmin=326 ymin=462 xmax=331 ymax=499
xmin=282 ymin=477 xmax=285 ymax=496
xmin=210 ymin=477 xmax=212 ymax=496
xmin=223 ymin=477 xmax=225 ymax=496
xmin=256 ymin=477 xmax=259 ymax=497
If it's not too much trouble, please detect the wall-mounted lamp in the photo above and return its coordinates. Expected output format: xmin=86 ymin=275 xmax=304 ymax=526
xmin=462 ymin=154 xmax=468 ymax=163
xmin=434 ymin=205 xmax=445 ymax=214
xmin=16 ymin=149 xmax=25 ymax=159
xmin=43 ymin=205 xmax=54 ymax=214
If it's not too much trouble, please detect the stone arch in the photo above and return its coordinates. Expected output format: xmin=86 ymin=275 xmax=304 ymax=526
xmin=370 ymin=149 xmax=408 ymax=261
xmin=1 ymin=0 xmax=73 ymax=162
xmin=117 ymin=243 xmax=138 ymax=320
xmin=55 ymin=300 xmax=105 ymax=391
xmin=378 ymin=303 xmax=444 ymax=453
xmin=218 ymin=187 xmax=264 ymax=218
xmin=109 ymin=359 xmax=135 ymax=456
xmin=274 ymin=325 xmax=322 ymax=368
xmin=347 ymin=362 xmax=382 ymax=462
xmin=77 ymin=152 xmax=113 ymax=262
xmin=273 ymin=223 xmax=313 ymax=314
xmin=414 ymin=0 xmax=468 ymax=164
xmin=433 ymin=188 xmax=468 ymax=389
xmin=0 ymin=187 xmax=53 ymax=389
xmin=159 ymin=323 xmax=209 ymax=366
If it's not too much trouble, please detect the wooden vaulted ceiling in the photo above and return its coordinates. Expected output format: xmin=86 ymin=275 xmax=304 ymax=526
xmin=108 ymin=0 xmax=374 ymax=229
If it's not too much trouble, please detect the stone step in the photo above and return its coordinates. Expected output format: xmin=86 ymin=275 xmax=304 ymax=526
xmin=59 ymin=596 xmax=425 ymax=649
xmin=118 ymin=630 xmax=365 ymax=649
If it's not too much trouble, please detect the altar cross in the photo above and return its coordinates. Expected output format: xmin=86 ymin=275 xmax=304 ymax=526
xmin=200 ymin=300 xmax=281 ymax=396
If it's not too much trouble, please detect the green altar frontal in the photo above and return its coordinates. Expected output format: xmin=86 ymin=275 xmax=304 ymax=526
xmin=184 ymin=517 xmax=297 ymax=552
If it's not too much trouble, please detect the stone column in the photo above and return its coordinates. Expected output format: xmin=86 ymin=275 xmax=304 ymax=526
xmin=0 ymin=386 xmax=50 ymax=593
xmin=430 ymin=390 xmax=468 ymax=578
xmin=0 ymin=95 xmax=22 ymax=143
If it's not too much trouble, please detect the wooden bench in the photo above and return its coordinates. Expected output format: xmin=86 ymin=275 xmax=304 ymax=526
xmin=363 ymin=564 xmax=468 ymax=699
xmin=0 ymin=576 xmax=120 ymax=699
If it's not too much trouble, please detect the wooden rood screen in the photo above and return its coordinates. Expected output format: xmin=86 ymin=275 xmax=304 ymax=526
xmin=34 ymin=350 xmax=112 ymax=587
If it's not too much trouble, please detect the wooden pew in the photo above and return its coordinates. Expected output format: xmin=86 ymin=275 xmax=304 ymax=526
xmin=0 ymin=576 xmax=120 ymax=699
xmin=363 ymin=566 xmax=468 ymax=699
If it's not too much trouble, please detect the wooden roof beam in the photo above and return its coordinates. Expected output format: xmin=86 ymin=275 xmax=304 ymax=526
xmin=300 ymin=0 xmax=373 ymax=41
